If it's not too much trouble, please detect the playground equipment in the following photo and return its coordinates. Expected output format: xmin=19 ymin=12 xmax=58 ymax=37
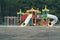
xmin=47 ymin=14 xmax=58 ymax=26
xmin=20 ymin=14 xmax=32 ymax=26
xmin=17 ymin=9 xmax=24 ymax=25
xmin=19 ymin=6 xmax=58 ymax=27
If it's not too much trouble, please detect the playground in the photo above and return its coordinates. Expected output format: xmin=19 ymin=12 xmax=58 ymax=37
xmin=0 ymin=0 xmax=60 ymax=40
xmin=4 ymin=5 xmax=58 ymax=27
xmin=0 ymin=5 xmax=59 ymax=40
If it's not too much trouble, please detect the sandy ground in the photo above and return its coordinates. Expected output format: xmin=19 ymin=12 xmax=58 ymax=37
xmin=0 ymin=25 xmax=60 ymax=40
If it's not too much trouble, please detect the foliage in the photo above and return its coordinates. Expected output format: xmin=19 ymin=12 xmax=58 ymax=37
xmin=0 ymin=0 xmax=60 ymax=19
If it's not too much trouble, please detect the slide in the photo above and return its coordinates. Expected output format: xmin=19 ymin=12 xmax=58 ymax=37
xmin=20 ymin=14 xmax=32 ymax=27
xmin=47 ymin=14 xmax=58 ymax=27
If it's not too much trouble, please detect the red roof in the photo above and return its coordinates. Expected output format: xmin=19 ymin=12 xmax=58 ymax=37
xmin=21 ymin=14 xmax=36 ymax=19
xmin=21 ymin=14 xmax=28 ymax=19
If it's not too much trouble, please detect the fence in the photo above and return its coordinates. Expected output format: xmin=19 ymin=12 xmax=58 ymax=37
xmin=4 ymin=16 xmax=18 ymax=25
